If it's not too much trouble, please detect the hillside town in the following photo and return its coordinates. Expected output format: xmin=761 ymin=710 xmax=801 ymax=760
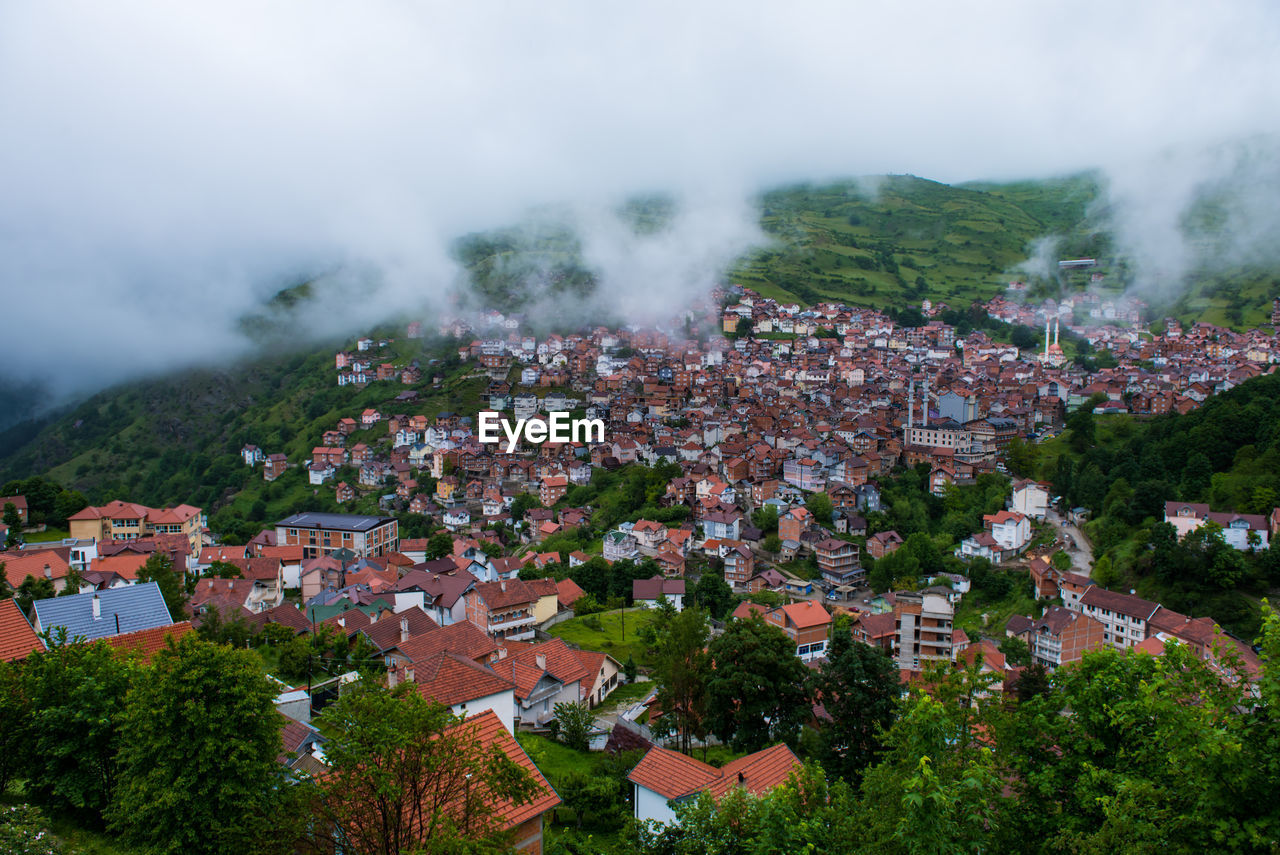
xmin=2 ymin=285 xmax=1279 ymax=854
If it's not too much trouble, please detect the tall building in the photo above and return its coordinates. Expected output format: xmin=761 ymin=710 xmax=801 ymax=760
xmin=275 ymin=512 xmax=399 ymax=559
xmin=894 ymin=591 xmax=954 ymax=671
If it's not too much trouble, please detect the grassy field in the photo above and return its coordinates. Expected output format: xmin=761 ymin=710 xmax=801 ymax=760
xmin=953 ymin=569 xmax=1039 ymax=639
xmin=547 ymin=608 xmax=658 ymax=667
xmin=22 ymin=527 xmax=70 ymax=542
xmin=597 ymin=679 xmax=654 ymax=713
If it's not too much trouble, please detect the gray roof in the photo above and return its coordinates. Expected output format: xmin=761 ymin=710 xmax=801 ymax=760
xmin=32 ymin=582 xmax=173 ymax=642
xmin=276 ymin=512 xmax=394 ymax=532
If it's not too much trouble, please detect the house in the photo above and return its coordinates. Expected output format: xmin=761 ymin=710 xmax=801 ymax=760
xmin=443 ymin=506 xmax=471 ymax=532
xmin=68 ymin=501 xmax=206 ymax=557
xmin=575 ymin=649 xmax=623 ymax=708
xmin=438 ymin=709 xmax=561 ymax=853
xmin=814 ymin=538 xmax=862 ymax=587
xmin=982 ymin=511 xmax=1032 ymax=555
xmin=631 ymin=520 xmax=669 ymax=555
xmin=399 ymin=651 xmax=517 ymax=733
xmin=762 ymin=600 xmax=832 ymax=661
xmin=603 ymin=530 xmax=640 ymax=562
xmin=1006 ymin=605 xmax=1107 ymax=669
xmin=633 ymin=576 xmax=685 ymax=611
xmin=3 ymin=550 xmax=74 ymax=593
xmin=0 ymin=598 xmax=44 ymax=662
xmin=1010 ymin=480 xmax=1051 ymax=520
xmin=555 ymin=578 xmax=586 ymax=611
xmin=104 ymin=621 xmax=195 ymax=663
xmin=701 ymin=510 xmax=741 ymax=542
xmin=464 ymin=579 xmax=538 ymax=642
xmin=264 ymin=454 xmax=288 ymax=481
xmin=866 ymin=530 xmax=903 ymax=560
xmin=0 ymin=495 xmax=28 ymax=525
xmin=1162 ymin=502 xmax=1271 ymax=550
xmin=778 ymin=507 xmax=811 ymax=544
xmin=539 ymin=475 xmax=568 ymax=507
xmin=1076 ymin=587 xmax=1160 ymax=650
xmin=722 ymin=544 xmax=755 ymax=588
xmin=628 ymin=743 xmax=801 ymax=826
xmin=31 ymin=582 xmax=173 ymax=643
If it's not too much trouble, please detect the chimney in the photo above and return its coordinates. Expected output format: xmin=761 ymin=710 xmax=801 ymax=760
xmin=737 ymin=771 xmax=745 ymax=784
xmin=338 ymin=616 xmax=345 ymax=628
xmin=406 ymin=666 xmax=415 ymax=683
xmin=535 ymin=653 xmax=546 ymax=670
xmin=400 ymin=616 xmax=410 ymax=643
xmin=498 ymin=647 xmax=508 ymax=660
xmin=92 ymin=595 xmax=101 ymax=620
xmin=500 ymin=580 xmax=506 ymax=592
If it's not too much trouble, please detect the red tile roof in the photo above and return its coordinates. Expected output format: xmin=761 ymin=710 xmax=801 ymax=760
xmin=0 ymin=599 xmax=43 ymax=662
xmin=3 ymin=550 xmax=72 ymax=588
xmin=104 ymin=621 xmax=194 ymax=662
xmin=396 ymin=621 xmax=498 ymax=664
xmin=446 ymin=709 xmax=560 ymax=829
xmin=628 ymin=743 xmax=801 ymax=801
xmin=555 ymin=578 xmax=585 ymax=608
xmin=410 ymin=651 xmax=515 ymax=706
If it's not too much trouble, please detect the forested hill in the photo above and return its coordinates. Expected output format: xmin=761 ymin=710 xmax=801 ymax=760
xmin=1032 ymin=370 xmax=1280 ymax=637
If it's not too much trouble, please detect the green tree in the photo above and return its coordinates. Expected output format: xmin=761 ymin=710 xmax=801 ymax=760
xmin=762 ymin=533 xmax=782 ymax=554
xmin=110 ymin=636 xmax=291 ymax=855
xmin=552 ymin=701 xmax=596 ymax=751
xmin=692 ymin=571 xmax=734 ymax=620
xmin=3 ymin=502 xmax=21 ymax=547
xmin=651 ymin=607 xmax=710 ymax=754
xmin=0 ymin=659 xmax=28 ymax=795
xmin=998 ymin=634 xmax=1031 ymax=667
xmin=705 ymin=616 xmax=811 ymax=752
xmin=15 ymin=575 xmax=55 ymax=615
xmin=136 ymin=553 xmax=187 ymax=620
xmin=208 ymin=560 xmax=243 ymax=578
xmin=426 ymin=532 xmax=455 ymax=560
xmin=809 ymin=624 xmax=899 ymax=782
xmin=751 ymin=505 xmax=779 ymax=534
xmin=510 ymin=493 xmax=543 ymax=522
xmin=311 ymin=681 xmax=538 ymax=855
xmin=1181 ymin=452 xmax=1213 ymax=501
xmin=805 ymin=492 xmax=834 ymax=526
xmin=20 ymin=631 xmax=135 ymax=818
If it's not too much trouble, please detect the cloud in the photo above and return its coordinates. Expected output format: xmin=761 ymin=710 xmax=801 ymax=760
xmin=2 ymin=0 xmax=1280 ymax=398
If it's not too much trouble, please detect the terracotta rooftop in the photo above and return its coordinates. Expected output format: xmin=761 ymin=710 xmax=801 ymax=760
xmin=104 ymin=621 xmax=195 ymax=662
xmin=628 ymin=742 xmax=800 ymax=801
xmin=409 ymin=651 xmax=515 ymax=706
xmin=395 ymin=621 xmax=498 ymax=664
xmin=0 ymin=598 xmax=43 ymax=662
xmin=446 ymin=709 xmax=560 ymax=830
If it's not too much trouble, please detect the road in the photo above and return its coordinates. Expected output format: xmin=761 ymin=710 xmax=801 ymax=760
xmin=1045 ymin=505 xmax=1094 ymax=577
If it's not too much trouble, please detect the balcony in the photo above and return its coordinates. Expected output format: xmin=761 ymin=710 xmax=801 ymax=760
xmin=488 ymin=615 xmax=535 ymax=633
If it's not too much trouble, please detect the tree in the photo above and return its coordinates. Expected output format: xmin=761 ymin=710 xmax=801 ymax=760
xmin=0 ymin=659 xmax=28 ymax=796
xmin=692 ymin=571 xmax=734 ymax=620
xmin=651 ymin=607 xmax=711 ymax=754
xmin=510 ymin=493 xmax=543 ymax=523
xmin=15 ymin=575 xmax=55 ymax=615
xmin=136 ymin=553 xmax=187 ymax=620
xmin=763 ymin=533 xmax=782 ymax=554
xmin=426 ymin=532 xmax=455 ymax=560
xmin=3 ymin=502 xmax=21 ymax=547
xmin=805 ymin=492 xmax=834 ymax=526
xmin=110 ymin=636 xmax=292 ymax=855
xmin=705 ymin=616 xmax=811 ymax=752
xmin=311 ymin=681 xmax=538 ymax=855
xmin=20 ymin=630 xmax=135 ymax=818
xmin=751 ymin=505 xmax=779 ymax=534
xmin=553 ymin=701 xmax=595 ymax=751
xmin=208 ymin=560 xmax=243 ymax=578
xmin=998 ymin=634 xmax=1031 ymax=667
xmin=809 ymin=625 xmax=899 ymax=782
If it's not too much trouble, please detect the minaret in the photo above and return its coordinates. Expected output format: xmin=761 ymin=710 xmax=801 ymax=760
xmin=907 ymin=380 xmax=914 ymax=430
xmin=1044 ymin=320 xmax=1051 ymax=359
xmin=922 ymin=374 xmax=929 ymax=428
xmin=1054 ymin=319 xmax=1059 ymax=346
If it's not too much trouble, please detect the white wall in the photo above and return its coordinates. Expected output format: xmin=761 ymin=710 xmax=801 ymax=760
xmin=454 ymin=689 xmax=515 ymax=734
xmin=635 ymin=785 xmax=680 ymax=826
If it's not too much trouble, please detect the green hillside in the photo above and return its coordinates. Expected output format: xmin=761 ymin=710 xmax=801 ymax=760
xmin=727 ymin=173 xmax=1107 ymax=308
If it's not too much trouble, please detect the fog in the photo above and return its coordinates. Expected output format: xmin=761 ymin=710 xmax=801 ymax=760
xmin=2 ymin=1 xmax=1279 ymax=401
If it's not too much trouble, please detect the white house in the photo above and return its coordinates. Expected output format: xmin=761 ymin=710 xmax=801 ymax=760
xmin=628 ymin=744 xmax=801 ymax=827
xmin=984 ymin=511 xmax=1031 ymax=554
xmin=1009 ymin=480 xmax=1051 ymax=521
xmin=633 ymin=576 xmax=685 ymax=611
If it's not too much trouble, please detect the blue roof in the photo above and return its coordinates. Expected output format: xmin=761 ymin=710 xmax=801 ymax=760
xmin=32 ymin=582 xmax=173 ymax=642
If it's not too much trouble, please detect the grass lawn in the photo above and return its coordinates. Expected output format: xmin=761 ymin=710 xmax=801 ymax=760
xmin=22 ymin=527 xmax=70 ymax=543
xmin=954 ymin=570 xmax=1038 ymax=638
xmin=598 ymin=680 xmax=654 ymax=713
xmin=516 ymin=732 xmax=595 ymax=782
xmin=547 ymin=608 xmax=657 ymax=667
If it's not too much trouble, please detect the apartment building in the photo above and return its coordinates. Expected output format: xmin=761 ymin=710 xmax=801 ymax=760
xmin=1075 ymin=587 xmax=1160 ymax=650
xmin=1007 ymin=605 xmax=1108 ymax=669
xmin=275 ymin=512 xmax=398 ymax=559
xmin=894 ymin=591 xmax=954 ymax=671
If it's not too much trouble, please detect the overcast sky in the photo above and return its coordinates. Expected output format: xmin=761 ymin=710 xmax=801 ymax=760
xmin=3 ymin=1 xmax=1280 ymax=398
